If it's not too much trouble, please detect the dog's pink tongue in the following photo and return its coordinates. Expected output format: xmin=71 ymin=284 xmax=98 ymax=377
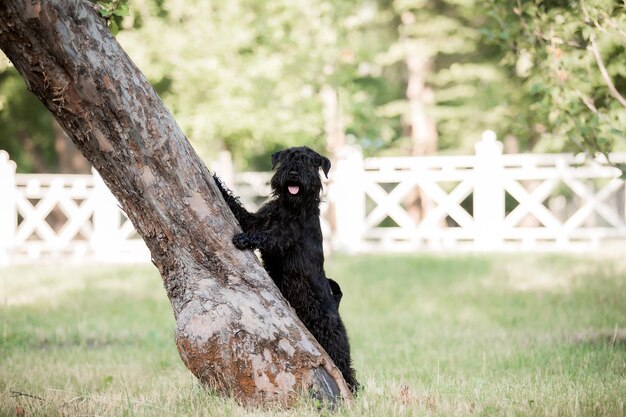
xmin=288 ymin=185 xmax=300 ymax=195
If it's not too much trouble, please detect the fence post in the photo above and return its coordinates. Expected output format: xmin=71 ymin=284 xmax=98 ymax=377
xmin=0 ymin=151 xmax=17 ymax=266
xmin=330 ymin=145 xmax=365 ymax=253
xmin=473 ymin=131 xmax=505 ymax=250
xmin=91 ymin=168 xmax=120 ymax=261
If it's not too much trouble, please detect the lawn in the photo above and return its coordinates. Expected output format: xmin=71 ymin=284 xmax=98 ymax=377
xmin=1 ymin=253 xmax=625 ymax=416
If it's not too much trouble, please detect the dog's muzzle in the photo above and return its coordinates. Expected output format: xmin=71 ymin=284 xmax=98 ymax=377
xmin=287 ymin=170 xmax=300 ymax=195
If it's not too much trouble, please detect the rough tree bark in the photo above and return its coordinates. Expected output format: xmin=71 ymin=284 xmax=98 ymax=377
xmin=0 ymin=0 xmax=351 ymax=406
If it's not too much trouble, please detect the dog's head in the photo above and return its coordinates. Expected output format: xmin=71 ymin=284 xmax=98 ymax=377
xmin=270 ymin=146 xmax=331 ymax=204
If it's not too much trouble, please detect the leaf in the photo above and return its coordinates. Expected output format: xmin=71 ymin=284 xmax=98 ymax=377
xmin=109 ymin=20 xmax=119 ymax=36
xmin=99 ymin=9 xmax=114 ymax=17
xmin=96 ymin=1 xmax=114 ymax=17
xmin=114 ymin=4 xmax=129 ymax=17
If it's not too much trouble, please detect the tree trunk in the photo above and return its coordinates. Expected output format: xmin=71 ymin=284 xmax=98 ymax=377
xmin=403 ymin=39 xmax=439 ymax=223
xmin=0 ymin=0 xmax=351 ymax=406
xmin=320 ymin=83 xmax=345 ymax=238
xmin=321 ymin=84 xmax=346 ymax=157
xmin=405 ymin=48 xmax=437 ymax=156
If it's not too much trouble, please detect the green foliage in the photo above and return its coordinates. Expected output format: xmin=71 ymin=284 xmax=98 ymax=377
xmin=1 ymin=0 xmax=624 ymax=172
xmin=97 ymin=0 xmax=130 ymax=35
xmin=116 ymin=0 xmax=340 ymax=169
xmin=2 ymin=254 xmax=626 ymax=415
xmin=0 ymin=63 xmax=56 ymax=172
xmin=380 ymin=0 xmax=516 ymax=154
xmin=483 ymin=0 xmax=626 ymax=158
xmin=114 ymin=0 xmax=521 ymax=162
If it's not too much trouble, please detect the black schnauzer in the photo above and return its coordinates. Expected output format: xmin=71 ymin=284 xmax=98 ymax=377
xmin=213 ymin=146 xmax=358 ymax=392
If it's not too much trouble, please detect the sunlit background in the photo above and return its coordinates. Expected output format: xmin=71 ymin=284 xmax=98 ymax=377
xmin=1 ymin=1 xmax=625 ymax=416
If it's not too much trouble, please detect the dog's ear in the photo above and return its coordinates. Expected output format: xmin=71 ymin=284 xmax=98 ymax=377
xmin=271 ymin=151 xmax=283 ymax=169
xmin=320 ymin=156 xmax=331 ymax=179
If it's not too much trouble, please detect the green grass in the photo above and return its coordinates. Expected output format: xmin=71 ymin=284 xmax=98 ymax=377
xmin=1 ymin=253 xmax=625 ymax=416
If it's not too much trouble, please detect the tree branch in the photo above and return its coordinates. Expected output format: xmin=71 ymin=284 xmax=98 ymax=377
xmin=589 ymin=32 xmax=626 ymax=109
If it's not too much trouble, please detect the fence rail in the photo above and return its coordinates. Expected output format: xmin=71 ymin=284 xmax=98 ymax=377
xmin=345 ymin=136 xmax=626 ymax=252
xmin=1 ymin=133 xmax=625 ymax=265
xmin=0 ymin=157 xmax=149 ymax=264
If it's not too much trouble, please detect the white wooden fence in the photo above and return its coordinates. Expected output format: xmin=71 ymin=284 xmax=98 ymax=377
xmin=1 ymin=132 xmax=625 ymax=265
xmin=0 ymin=152 xmax=149 ymax=265
xmin=332 ymin=133 xmax=626 ymax=252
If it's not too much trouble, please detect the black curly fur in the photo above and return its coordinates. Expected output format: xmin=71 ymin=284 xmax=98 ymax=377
xmin=213 ymin=146 xmax=358 ymax=392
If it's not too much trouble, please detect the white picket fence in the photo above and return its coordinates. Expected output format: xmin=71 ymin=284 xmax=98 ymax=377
xmin=1 ymin=132 xmax=625 ymax=265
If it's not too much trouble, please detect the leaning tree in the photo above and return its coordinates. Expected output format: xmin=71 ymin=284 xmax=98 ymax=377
xmin=0 ymin=0 xmax=351 ymax=406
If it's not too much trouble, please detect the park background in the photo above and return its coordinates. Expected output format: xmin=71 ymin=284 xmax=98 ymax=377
xmin=1 ymin=0 xmax=625 ymax=416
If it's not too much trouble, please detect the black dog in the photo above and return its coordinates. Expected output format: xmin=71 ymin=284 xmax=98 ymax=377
xmin=213 ymin=146 xmax=358 ymax=392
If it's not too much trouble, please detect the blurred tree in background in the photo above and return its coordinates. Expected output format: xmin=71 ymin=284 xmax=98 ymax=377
xmin=484 ymin=0 xmax=626 ymax=157
xmin=117 ymin=0 xmax=337 ymax=169
xmin=0 ymin=0 xmax=624 ymax=172
xmin=0 ymin=54 xmax=56 ymax=172
xmin=367 ymin=0 xmax=515 ymax=155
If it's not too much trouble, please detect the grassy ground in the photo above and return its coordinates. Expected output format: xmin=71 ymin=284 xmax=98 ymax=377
xmin=1 ymin=253 xmax=625 ymax=417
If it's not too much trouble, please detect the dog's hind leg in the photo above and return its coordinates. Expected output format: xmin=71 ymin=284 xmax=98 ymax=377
xmin=310 ymin=314 xmax=359 ymax=393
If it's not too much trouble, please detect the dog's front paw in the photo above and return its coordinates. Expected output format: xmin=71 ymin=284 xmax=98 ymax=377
xmin=232 ymin=233 xmax=253 ymax=250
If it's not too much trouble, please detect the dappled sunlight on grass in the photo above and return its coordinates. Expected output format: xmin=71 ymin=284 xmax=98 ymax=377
xmin=1 ymin=266 xmax=86 ymax=306
xmin=1 ymin=254 xmax=625 ymax=416
xmin=1 ymin=264 xmax=164 ymax=306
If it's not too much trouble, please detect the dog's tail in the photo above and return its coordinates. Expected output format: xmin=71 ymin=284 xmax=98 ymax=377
xmin=327 ymin=278 xmax=343 ymax=308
